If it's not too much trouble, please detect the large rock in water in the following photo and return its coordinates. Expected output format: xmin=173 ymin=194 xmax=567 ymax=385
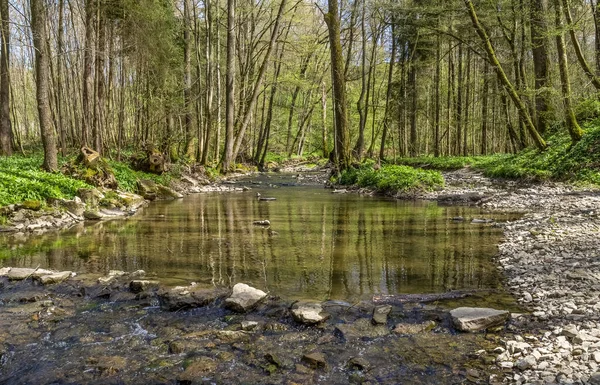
xmin=158 ymin=286 xmax=228 ymax=311
xmin=450 ymin=307 xmax=509 ymax=332
xmin=291 ymin=302 xmax=330 ymax=325
xmin=224 ymin=283 xmax=267 ymax=312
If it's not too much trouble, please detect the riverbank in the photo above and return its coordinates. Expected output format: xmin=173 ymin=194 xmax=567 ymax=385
xmin=413 ymin=168 xmax=600 ymax=384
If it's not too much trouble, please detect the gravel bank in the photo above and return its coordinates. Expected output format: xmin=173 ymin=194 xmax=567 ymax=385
xmin=425 ymin=169 xmax=600 ymax=384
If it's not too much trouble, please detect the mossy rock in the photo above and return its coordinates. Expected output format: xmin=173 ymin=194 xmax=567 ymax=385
xmin=22 ymin=200 xmax=42 ymax=211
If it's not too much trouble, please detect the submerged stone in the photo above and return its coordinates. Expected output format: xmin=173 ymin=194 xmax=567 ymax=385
xmin=393 ymin=320 xmax=436 ymax=335
xmin=335 ymin=318 xmax=390 ymax=341
xmin=450 ymin=307 xmax=509 ymax=332
xmin=302 ymin=352 xmax=327 ymax=370
xmin=224 ymin=283 xmax=267 ymax=312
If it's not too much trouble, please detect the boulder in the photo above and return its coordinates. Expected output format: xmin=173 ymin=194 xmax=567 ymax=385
xmin=224 ymin=283 xmax=267 ymax=313
xmin=58 ymin=197 xmax=86 ymax=216
xmin=83 ymin=210 xmax=104 ymax=220
xmin=77 ymin=188 xmax=104 ymax=207
xmin=137 ymin=179 xmax=183 ymax=200
xmin=449 ymin=307 xmax=509 ymax=332
xmin=158 ymin=287 xmax=228 ymax=311
xmin=129 ymin=280 xmax=160 ymax=293
xmin=291 ymin=302 xmax=330 ymax=325
xmin=372 ymin=305 xmax=392 ymax=325
xmin=0 ymin=267 xmax=11 ymax=276
xmin=7 ymin=268 xmax=53 ymax=281
xmin=335 ymin=318 xmax=390 ymax=341
xmin=38 ymin=271 xmax=72 ymax=285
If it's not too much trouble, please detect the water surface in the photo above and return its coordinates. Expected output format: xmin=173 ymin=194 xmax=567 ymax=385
xmin=0 ymin=176 xmax=512 ymax=301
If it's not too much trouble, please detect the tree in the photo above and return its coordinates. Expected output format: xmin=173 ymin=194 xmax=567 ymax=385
xmin=31 ymin=0 xmax=57 ymax=171
xmin=221 ymin=0 xmax=236 ymax=172
xmin=530 ymin=0 xmax=553 ymax=135
xmin=553 ymin=0 xmax=583 ymax=142
xmin=0 ymin=0 xmax=13 ymax=155
xmin=324 ymin=0 xmax=350 ymax=171
xmin=464 ymin=0 xmax=547 ymax=151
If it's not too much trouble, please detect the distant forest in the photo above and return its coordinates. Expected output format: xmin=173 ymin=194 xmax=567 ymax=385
xmin=0 ymin=0 xmax=598 ymax=171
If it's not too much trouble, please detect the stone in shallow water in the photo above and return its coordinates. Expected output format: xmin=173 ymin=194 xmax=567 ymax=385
xmin=7 ymin=268 xmax=53 ymax=281
xmin=372 ymin=305 xmax=392 ymax=325
xmin=450 ymin=307 xmax=509 ymax=332
xmin=129 ymin=280 xmax=159 ymax=293
xmin=224 ymin=283 xmax=267 ymax=312
xmin=158 ymin=287 xmax=228 ymax=311
xmin=302 ymin=352 xmax=327 ymax=370
xmin=335 ymin=318 xmax=390 ymax=341
xmin=291 ymin=301 xmax=329 ymax=325
xmin=393 ymin=320 xmax=436 ymax=335
xmin=38 ymin=271 xmax=72 ymax=285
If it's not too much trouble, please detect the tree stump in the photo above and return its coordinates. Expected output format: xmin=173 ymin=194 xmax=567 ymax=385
xmin=80 ymin=146 xmax=100 ymax=168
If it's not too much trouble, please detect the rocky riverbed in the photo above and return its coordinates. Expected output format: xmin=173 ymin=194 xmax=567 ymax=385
xmin=0 ymin=267 xmax=512 ymax=385
xmin=418 ymin=168 xmax=600 ymax=384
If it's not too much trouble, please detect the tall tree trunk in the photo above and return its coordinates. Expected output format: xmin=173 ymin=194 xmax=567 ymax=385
xmin=82 ymin=0 xmax=94 ymax=147
xmin=353 ymin=0 xmax=367 ymax=160
xmin=380 ymin=21 xmax=397 ymax=160
xmin=432 ymin=29 xmax=440 ymax=158
xmin=183 ymin=0 xmax=194 ymax=159
xmin=464 ymin=0 xmax=546 ymax=150
xmin=321 ymin=81 xmax=328 ymax=158
xmin=221 ymin=0 xmax=236 ymax=172
xmin=0 ymin=0 xmax=13 ymax=155
xmin=592 ymin=0 xmax=600 ymax=74
xmin=324 ymin=0 xmax=351 ymax=171
xmin=530 ymin=0 xmax=553 ymax=135
xmin=562 ymin=0 xmax=600 ymax=90
xmin=31 ymin=0 xmax=57 ymax=171
xmin=553 ymin=0 xmax=584 ymax=142
xmin=94 ymin=10 xmax=105 ymax=154
xmin=481 ymin=61 xmax=490 ymax=155
xmin=229 ymin=0 xmax=288 ymax=165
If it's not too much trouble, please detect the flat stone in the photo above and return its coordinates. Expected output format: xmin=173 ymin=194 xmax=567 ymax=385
xmin=224 ymin=283 xmax=267 ymax=312
xmin=38 ymin=271 xmax=72 ymax=285
xmin=372 ymin=305 xmax=392 ymax=325
xmin=0 ymin=267 xmax=11 ymax=276
xmin=7 ymin=268 xmax=53 ymax=281
xmin=158 ymin=287 xmax=229 ymax=311
xmin=83 ymin=210 xmax=104 ymax=220
xmin=302 ymin=352 xmax=327 ymax=370
xmin=335 ymin=318 xmax=390 ymax=341
xmin=450 ymin=307 xmax=509 ymax=332
xmin=590 ymin=372 xmax=600 ymax=385
xmin=515 ymin=355 xmax=537 ymax=370
xmin=291 ymin=302 xmax=329 ymax=325
xmin=241 ymin=321 xmax=259 ymax=331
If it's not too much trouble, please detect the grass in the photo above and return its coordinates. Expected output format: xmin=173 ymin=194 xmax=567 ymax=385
xmin=337 ymin=162 xmax=445 ymax=194
xmin=107 ymin=160 xmax=173 ymax=192
xmin=0 ymin=155 xmax=92 ymax=207
xmin=395 ymin=121 xmax=600 ymax=185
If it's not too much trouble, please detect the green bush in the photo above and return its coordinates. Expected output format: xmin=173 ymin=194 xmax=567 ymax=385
xmin=575 ymin=96 xmax=600 ymax=123
xmin=338 ymin=164 xmax=444 ymax=193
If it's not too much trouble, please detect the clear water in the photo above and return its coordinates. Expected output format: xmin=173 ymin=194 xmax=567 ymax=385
xmin=0 ymin=177 xmax=512 ymax=301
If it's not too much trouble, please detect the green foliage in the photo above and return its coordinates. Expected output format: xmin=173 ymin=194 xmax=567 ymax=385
xmin=575 ymin=96 xmax=600 ymax=123
xmin=337 ymin=164 xmax=444 ymax=193
xmin=396 ymin=156 xmax=485 ymax=170
xmin=108 ymin=160 xmax=172 ymax=192
xmin=0 ymin=155 xmax=92 ymax=207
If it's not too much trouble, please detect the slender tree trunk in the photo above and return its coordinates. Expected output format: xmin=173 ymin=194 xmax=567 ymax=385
xmin=530 ymin=0 xmax=553 ymax=135
xmin=433 ymin=30 xmax=440 ymax=158
xmin=380 ymin=21 xmax=396 ymax=160
xmin=481 ymin=61 xmax=490 ymax=155
xmin=183 ymin=0 xmax=194 ymax=159
xmin=321 ymin=81 xmax=328 ymax=158
xmin=562 ymin=0 xmax=600 ymax=90
xmin=353 ymin=0 xmax=367 ymax=160
xmin=464 ymin=0 xmax=546 ymax=150
xmin=591 ymin=0 xmax=600 ymax=74
xmin=553 ymin=0 xmax=584 ymax=142
xmin=221 ymin=0 xmax=236 ymax=172
xmin=82 ymin=0 xmax=94 ymax=147
xmin=31 ymin=0 xmax=57 ymax=171
xmin=0 ymin=0 xmax=13 ymax=155
xmin=324 ymin=0 xmax=351 ymax=170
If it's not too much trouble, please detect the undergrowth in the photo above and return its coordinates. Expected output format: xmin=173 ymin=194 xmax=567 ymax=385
xmin=337 ymin=162 xmax=444 ymax=193
xmin=0 ymin=155 xmax=92 ymax=207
